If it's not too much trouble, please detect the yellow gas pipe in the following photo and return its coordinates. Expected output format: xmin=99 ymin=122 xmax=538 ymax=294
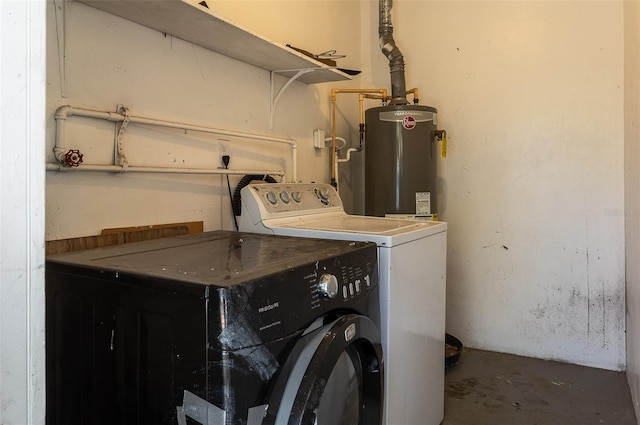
xmin=359 ymin=87 xmax=419 ymax=103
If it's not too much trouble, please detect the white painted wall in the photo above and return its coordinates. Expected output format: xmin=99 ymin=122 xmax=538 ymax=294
xmin=625 ymin=0 xmax=640 ymax=419
xmin=354 ymin=0 xmax=626 ymax=370
xmin=0 ymin=0 xmax=47 ymax=423
xmin=212 ymin=0 xmax=362 ymax=74
xmin=45 ymin=0 xmax=361 ymax=240
xmin=2 ymin=1 xmax=634 ymax=424
xmin=202 ymin=1 xmax=366 ymax=215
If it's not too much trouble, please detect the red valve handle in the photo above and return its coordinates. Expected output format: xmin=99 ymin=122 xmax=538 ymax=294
xmin=64 ymin=149 xmax=84 ymax=167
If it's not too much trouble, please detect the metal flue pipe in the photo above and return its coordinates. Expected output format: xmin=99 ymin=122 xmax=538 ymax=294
xmin=379 ymin=0 xmax=408 ymax=105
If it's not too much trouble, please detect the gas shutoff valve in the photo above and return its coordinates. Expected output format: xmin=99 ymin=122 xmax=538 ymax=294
xmin=64 ymin=149 xmax=84 ymax=167
xmin=435 ymin=130 xmax=448 ymax=158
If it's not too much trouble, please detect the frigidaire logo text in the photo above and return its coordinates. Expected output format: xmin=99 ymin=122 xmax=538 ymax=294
xmin=258 ymin=302 xmax=280 ymax=313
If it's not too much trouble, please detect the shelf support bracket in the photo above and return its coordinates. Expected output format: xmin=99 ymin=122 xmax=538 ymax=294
xmin=270 ymin=68 xmax=315 ymax=129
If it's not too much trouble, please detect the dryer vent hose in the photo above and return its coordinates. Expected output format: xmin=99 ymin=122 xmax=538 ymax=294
xmin=232 ymin=174 xmax=277 ymax=216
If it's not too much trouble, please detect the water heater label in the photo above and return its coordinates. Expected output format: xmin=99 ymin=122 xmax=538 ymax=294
xmin=416 ymin=192 xmax=431 ymax=214
xmin=379 ymin=110 xmax=435 ymax=123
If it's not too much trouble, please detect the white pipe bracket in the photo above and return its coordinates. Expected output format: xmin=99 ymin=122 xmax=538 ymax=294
xmin=116 ymin=105 xmax=131 ymax=166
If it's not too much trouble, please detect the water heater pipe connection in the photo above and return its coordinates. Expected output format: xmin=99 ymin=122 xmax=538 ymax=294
xmin=328 ymin=88 xmax=420 ymax=188
xmin=329 ymin=89 xmax=388 ymax=187
xmin=361 ymin=88 xmax=419 ymax=104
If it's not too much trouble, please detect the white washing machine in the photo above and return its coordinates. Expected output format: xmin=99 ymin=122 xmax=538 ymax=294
xmin=238 ymin=183 xmax=447 ymax=425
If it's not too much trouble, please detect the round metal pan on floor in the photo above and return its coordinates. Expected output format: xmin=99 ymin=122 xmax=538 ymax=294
xmin=445 ymin=333 xmax=463 ymax=369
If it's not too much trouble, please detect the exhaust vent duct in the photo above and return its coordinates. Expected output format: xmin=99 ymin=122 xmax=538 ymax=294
xmin=379 ymin=0 xmax=408 ymax=105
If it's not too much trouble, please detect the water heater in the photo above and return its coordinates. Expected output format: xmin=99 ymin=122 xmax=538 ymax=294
xmin=364 ymin=104 xmax=438 ymax=217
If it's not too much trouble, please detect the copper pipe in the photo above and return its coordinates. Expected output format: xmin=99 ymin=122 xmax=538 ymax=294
xmin=362 ymin=88 xmax=418 ymax=103
xmin=329 ymin=89 xmax=388 ymax=187
xmin=406 ymin=87 xmax=420 ymax=103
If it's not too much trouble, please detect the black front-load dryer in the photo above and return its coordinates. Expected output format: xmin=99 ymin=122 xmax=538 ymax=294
xmin=46 ymin=230 xmax=383 ymax=425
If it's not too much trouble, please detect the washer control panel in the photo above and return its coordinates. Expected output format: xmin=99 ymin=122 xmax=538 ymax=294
xmin=240 ymin=183 xmax=344 ymax=219
xmin=306 ymin=265 xmax=375 ymax=312
xmin=314 ymin=273 xmax=372 ymax=301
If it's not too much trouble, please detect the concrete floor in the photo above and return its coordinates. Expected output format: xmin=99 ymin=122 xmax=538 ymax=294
xmin=443 ymin=348 xmax=638 ymax=425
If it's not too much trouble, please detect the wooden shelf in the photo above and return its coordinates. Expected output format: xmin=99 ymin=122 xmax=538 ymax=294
xmin=77 ymin=0 xmax=352 ymax=84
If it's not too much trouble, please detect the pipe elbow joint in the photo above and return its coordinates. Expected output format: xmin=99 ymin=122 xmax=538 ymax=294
xmin=55 ymin=105 xmax=74 ymax=120
xmin=379 ymin=36 xmax=395 ymax=54
xmin=379 ymin=39 xmax=404 ymax=64
xmin=388 ymin=55 xmax=405 ymax=71
xmin=53 ymin=146 xmax=69 ymax=164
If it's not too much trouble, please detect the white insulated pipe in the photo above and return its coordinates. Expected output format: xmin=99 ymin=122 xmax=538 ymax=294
xmin=53 ymin=105 xmax=297 ymax=181
xmin=336 ymin=148 xmax=359 ymax=164
xmin=45 ymin=162 xmax=284 ymax=177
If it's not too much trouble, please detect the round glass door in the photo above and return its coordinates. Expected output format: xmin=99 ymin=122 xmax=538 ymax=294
xmin=266 ymin=314 xmax=383 ymax=425
xmin=314 ymin=347 xmax=361 ymax=424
